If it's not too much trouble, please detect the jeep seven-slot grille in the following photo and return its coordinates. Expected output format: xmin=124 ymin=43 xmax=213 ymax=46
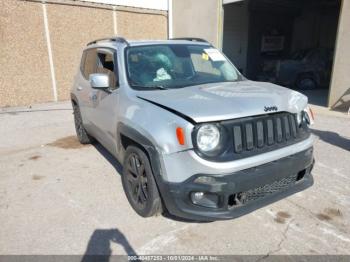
xmin=230 ymin=112 xmax=299 ymax=154
xmin=194 ymin=112 xmax=310 ymax=162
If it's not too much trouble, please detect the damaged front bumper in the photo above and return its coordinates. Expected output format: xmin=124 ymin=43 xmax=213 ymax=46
xmin=159 ymin=147 xmax=314 ymax=221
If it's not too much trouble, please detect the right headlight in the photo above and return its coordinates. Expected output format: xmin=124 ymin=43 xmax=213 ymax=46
xmin=297 ymin=106 xmax=314 ymax=127
xmin=196 ymin=124 xmax=221 ymax=152
xmin=302 ymin=110 xmax=311 ymax=125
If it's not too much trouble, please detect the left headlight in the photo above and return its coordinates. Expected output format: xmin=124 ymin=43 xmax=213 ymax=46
xmin=196 ymin=124 xmax=221 ymax=152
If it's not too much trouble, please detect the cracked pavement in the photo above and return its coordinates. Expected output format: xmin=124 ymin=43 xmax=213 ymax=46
xmin=0 ymin=101 xmax=349 ymax=255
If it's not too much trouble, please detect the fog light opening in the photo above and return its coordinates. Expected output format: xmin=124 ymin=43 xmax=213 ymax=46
xmin=190 ymin=192 xmax=219 ymax=208
xmin=193 ymin=192 xmax=204 ymax=200
xmin=296 ymin=169 xmax=306 ymax=181
xmin=228 ymin=192 xmax=246 ymax=207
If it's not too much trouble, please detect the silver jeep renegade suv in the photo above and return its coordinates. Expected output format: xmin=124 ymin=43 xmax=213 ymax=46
xmin=71 ymin=37 xmax=314 ymax=221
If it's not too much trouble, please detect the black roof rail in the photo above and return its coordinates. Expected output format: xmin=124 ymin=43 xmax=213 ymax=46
xmin=170 ymin=37 xmax=210 ymax=43
xmin=87 ymin=37 xmax=129 ymax=46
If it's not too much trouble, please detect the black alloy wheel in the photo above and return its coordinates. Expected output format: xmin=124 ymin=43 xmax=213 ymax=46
xmin=122 ymin=146 xmax=162 ymax=217
xmin=125 ymin=152 xmax=149 ymax=208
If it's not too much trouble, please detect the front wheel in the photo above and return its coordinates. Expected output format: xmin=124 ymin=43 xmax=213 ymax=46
xmin=122 ymin=146 xmax=162 ymax=217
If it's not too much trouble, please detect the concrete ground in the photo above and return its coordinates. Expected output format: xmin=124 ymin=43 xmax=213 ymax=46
xmin=0 ymin=100 xmax=349 ymax=256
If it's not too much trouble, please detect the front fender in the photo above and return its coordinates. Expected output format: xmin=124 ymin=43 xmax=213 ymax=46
xmin=117 ymin=95 xmax=195 ymax=156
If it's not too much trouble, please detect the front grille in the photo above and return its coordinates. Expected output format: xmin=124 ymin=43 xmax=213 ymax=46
xmin=222 ymin=112 xmax=309 ymax=159
xmin=231 ymin=112 xmax=298 ymax=154
xmin=193 ymin=112 xmax=310 ymax=162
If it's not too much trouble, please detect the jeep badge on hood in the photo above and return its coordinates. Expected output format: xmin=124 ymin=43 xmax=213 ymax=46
xmin=264 ymin=106 xmax=278 ymax=112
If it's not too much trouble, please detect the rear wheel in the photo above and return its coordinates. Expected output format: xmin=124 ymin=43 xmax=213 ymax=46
xmin=72 ymin=103 xmax=94 ymax=144
xmin=122 ymin=146 xmax=162 ymax=217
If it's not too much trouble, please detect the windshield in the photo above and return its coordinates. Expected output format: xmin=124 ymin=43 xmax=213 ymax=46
xmin=125 ymin=44 xmax=241 ymax=90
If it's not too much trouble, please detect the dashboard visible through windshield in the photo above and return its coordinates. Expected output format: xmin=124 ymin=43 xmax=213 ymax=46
xmin=125 ymin=44 xmax=241 ymax=90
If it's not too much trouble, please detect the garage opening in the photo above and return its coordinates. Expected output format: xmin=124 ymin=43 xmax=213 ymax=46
xmin=222 ymin=0 xmax=341 ymax=107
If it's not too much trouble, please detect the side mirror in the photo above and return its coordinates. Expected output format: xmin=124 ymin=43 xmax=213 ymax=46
xmin=89 ymin=73 xmax=109 ymax=90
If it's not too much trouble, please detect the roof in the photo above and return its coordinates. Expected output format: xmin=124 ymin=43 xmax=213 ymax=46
xmin=128 ymin=39 xmax=211 ymax=46
xmin=85 ymin=37 xmax=211 ymax=49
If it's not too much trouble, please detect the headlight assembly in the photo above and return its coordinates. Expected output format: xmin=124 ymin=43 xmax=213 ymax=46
xmin=305 ymin=106 xmax=314 ymax=125
xmin=196 ymin=124 xmax=221 ymax=152
xmin=302 ymin=110 xmax=311 ymax=125
xmin=194 ymin=123 xmax=228 ymax=158
xmin=297 ymin=106 xmax=314 ymax=127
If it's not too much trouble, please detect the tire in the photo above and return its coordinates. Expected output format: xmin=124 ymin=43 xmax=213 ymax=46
xmin=72 ymin=103 xmax=94 ymax=144
xmin=122 ymin=146 xmax=162 ymax=217
xmin=296 ymin=75 xmax=317 ymax=90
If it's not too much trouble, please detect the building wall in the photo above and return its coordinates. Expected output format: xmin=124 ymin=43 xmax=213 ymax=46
xmin=0 ymin=0 xmax=167 ymax=107
xmin=0 ymin=0 xmax=52 ymax=107
xmin=47 ymin=4 xmax=114 ymax=101
xmin=116 ymin=10 xmax=167 ymax=40
xmin=172 ymin=0 xmax=221 ymax=48
xmin=328 ymin=0 xmax=350 ymax=109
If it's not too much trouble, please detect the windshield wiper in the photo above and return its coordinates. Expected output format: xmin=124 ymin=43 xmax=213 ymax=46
xmin=152 ymin=85 xmax=168 ymax=90
xmin=131 ymin=84 xmax=169 ymax=90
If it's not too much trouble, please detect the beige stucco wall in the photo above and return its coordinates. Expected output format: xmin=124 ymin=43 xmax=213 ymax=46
xmin=0 ymin=1 xmax=167 ymax=107
xmin=328 ymin=0 xmax=350 ymax=109
xmin=117 ymin=11 xmax=167 ymax=40
xmin=172 ymin=0 xmax=221 ymax=48
xmin=0 ymin=0 xmax=52 ymax=107
xmin=47 ymin=4 xmax=114 ymax=101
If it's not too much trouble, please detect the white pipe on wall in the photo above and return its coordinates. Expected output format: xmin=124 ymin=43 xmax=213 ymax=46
xmin=113 ymin=6 xmax=118 ymax=35
xmin=168 ymin=0 xmax=173 ymax=38
xmin=42 ymin=1 xmax=58 ymax=102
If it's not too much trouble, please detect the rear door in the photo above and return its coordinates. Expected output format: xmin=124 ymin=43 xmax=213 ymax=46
xmin=76 ymin=48 xmax=98 ymax=131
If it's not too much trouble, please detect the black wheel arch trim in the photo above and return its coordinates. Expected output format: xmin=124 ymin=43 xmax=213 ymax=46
xmin=117 ymin=123 xmax=163 ymax=181
xmin=117 ymin=123 xmax=173 ymax=212
xmin=71 ymin=93 xmax=79 ymax=106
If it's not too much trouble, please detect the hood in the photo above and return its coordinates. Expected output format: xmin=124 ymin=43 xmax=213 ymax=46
xmin=137 ymin=80 xmax=308 ymax=123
